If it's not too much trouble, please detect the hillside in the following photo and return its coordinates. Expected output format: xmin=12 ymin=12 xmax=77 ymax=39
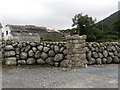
xmin=97 ymin=10 xmax=120 ymax=28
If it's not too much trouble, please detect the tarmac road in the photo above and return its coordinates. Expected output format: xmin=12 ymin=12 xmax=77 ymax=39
xmin=2 ymin=64 xmax=119 ymax=88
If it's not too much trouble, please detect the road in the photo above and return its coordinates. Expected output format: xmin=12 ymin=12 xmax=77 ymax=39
xmin=2 ymin=64 xmax=118 ymax=88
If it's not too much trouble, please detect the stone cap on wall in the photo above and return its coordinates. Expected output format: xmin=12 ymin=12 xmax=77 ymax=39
xmin=66 ymin=35 xmax=86 ymax=40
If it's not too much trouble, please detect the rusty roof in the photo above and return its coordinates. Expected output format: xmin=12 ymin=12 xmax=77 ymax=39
xmin=47 ymin=29 xmax=58 ymax=33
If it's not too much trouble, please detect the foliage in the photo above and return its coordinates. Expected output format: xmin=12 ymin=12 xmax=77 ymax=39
xmin=59 ymin=12 xmax=120 ymax=42
xmin=113 ymin=19 xmax=120 ymax=38
xmin=72 ymin=13 xmax=96 ymax=35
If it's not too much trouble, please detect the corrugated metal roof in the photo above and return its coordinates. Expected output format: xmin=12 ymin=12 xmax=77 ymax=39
xmin=6 ymin=25 xmax=48 ymax=32
xmin=11 ymin=31 xmax=40 ymax=36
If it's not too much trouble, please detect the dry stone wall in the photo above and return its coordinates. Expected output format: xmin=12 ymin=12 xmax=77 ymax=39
xmin=2 ymin=35 xmax=120 ymax=68
xmin=2 ymin=41 xmax=67 ymax=66
xmin=86 ymin=42 xmax=120 ymax=65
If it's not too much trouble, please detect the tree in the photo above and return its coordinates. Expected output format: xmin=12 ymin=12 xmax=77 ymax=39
xmin=72 ymin=13 xmax=96 ymax=35
xmin=113 ymin=19 xmax=120 ymax=38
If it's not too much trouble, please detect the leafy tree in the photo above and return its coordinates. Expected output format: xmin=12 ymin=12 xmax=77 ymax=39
xmin=72 ymin=13 xmax=96 ymax=35
xmin=113 ymin=19 xmax=120 ymax=38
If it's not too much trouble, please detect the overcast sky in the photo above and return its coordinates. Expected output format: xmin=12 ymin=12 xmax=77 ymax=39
xmin=0 ymin=0 xmax=119 ymax=30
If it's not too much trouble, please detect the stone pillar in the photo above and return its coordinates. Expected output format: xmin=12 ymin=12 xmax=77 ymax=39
xmin=62 ymin=35 xmax=87 ymax=68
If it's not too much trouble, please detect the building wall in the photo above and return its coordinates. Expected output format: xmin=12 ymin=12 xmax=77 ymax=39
xmin=3 ymin=27 xmax=13 ymax=40
xmin=13 ymin=36 xmax=40 ymax=42
xmin=2 ymin=26 xmax=40 ymax=41
xmin=39 ymin=32 xmax=63 ymax=40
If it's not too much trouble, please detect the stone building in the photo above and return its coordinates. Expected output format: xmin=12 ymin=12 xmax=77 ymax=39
xmin=2 ymin=25 xmax=48 ymax=41
xmin=2 ymin=25 xmax=63 ymax=41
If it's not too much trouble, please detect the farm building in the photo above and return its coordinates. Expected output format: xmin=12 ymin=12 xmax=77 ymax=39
xmin=2 ymin=24 xmax=63 ymax=41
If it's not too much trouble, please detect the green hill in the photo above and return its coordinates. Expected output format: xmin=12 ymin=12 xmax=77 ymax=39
xmin=97 ymin=10 xmax=120 ymax=29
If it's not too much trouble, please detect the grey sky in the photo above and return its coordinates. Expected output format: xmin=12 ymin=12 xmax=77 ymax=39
xmin=0 ymin=0 xmax=119 ymax=30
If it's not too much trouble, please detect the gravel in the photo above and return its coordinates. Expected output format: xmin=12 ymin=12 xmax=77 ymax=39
xmin=2 ymin=64 xmax=118 ymax=88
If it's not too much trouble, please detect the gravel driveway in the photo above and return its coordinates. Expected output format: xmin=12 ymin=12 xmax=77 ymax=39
xmin=2 ymin=64 xmax=118 ymax=88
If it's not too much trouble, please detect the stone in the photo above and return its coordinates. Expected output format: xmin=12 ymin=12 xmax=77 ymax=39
xmin=4 ymin=45 xmax=14 ymax=51
xmin=85 ymin=47 xmax=89 ymax=53
xmin=16 ymin=55 xmax=20 ymax=60
xmin=63 ymin=50 xmax=67 ymax=55
xmin=54 ymin=45 xmax=60 ymax=53
xmin=96 ymin=58 xmax=102 ymax=65
xmin=4 ymin=51 xmax=16 ymax=57
xmin=88 ymin=58 xmax=96 ymax=65
xmin=6 ymin=40 xmax=12 ymax=45
xmin=37 ymin=58 xmax=45 ymax=65
xmin=22 ymin=42 xmax=27 ymax=47
xmin=74 ymin=44 xmax=81 ymax=48
xmin=21 ymin=47 xmax=25 ymax=52
xmin=12 ymin=43 xmax=18 ymax=47
xmin=102 ymin=58 xmax=107 ymax=64
xmin=5 ymin=57 xmax=17 ymax=65
xmin=30 ymin=42 xmax=36 ymax=47
xmin=28 ymin=50 xmax=34 ymax=57
xmin=106 ymin=57 xmax=113 ymax=64
xmin=15 ymin=48 xmax=20 ymax=55
xmin=113 ymin=56 xmax=119 ymax=63
xmin=91 ymin=47 xmax=95 ymax=52
xmin=117 ymin=53 xmax=120 ymax=58
xmin=41 ymin=52 xmax=48 ymax=60
xmin=25 ymin=45 xmax=31 ymax=52
xmin=95 ymin=47 xmax=99 ymax=52
xmin=60 ymin=60 xmax=70 ymax=68
xmin=32 ymin=47 xmax=37 ymax=53
xmin=46 ymin=57 xmax=54 ymax=65
xmin=116 ymin=47 xmax=120 ymax=53
xmin=26 ymin=41 xmax=30 ymax=44
xmin=43 ymin=47 xmax=50 ymax=53
xmin=54 ymin=54 xmax=64 ymax=61
xmin=50 ymin=45 xmax=54 ymax=50
xmin=103 ymin=50 xmax=108 ymax=57
xmin=92 ymin=52 xmax=98 ymax=58
xmin=54 ymin=62 xmax=59 ymax=67
xmin=108 ymin=52 xmax=114 ymax=57
xmin=98 ymin=53 xmax=103 ymax=58
xmin=99 ymin=47 xmax=104 ymax=52
xmin=79 ymin=54 xmax=86 ymax=60
xmin=35 ymin=51 xmax=41 ymax=59
xmin=26 ymin=58 xmax=35 ymax=65
xmin=88 ymin=43 xmax=92 ymax=49
xmin=87 ymin=51 xmax=92 ymax=60
xmin=111 ymin=46 xmax=116 ymax=51
xmin=43 ymin=43 xmax=47 ymax=46
xmin=107 ymin=45 xmax=112 ymax=52
xmin=47 ymin=44 xmax=50 ymax=47
xmin=38 ymin=45 xmax=43 ymax=51
xmin=20 ymin=52 xmax=27 ymax=59
xmin=114 ymin=51 xmax=118 ymax=56
xmin=17 ymin=43 xmax=23 ymax=48
xmin=48 ymin=50 xmax=55 ymax=57
xmin=60 ymin=47 xmax=65 ymax=52
xmin=18 ymin=60 xmax=26 ymax=65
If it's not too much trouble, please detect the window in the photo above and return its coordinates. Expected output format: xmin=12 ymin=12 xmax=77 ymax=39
xmin=6 ymin=31 xmax=8 ymax=35
xmin=2 ymin=33 xmax=4 ymax=37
